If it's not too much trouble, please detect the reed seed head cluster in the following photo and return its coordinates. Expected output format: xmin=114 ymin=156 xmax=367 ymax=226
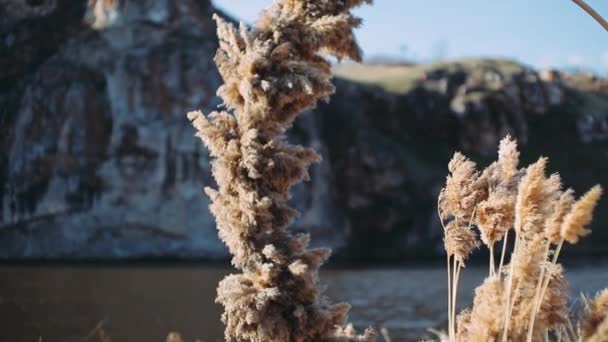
xmin=188 ymin=0 xmax=374 ymax=341
xmin=438 ymin=135 xmax=605 ymax=342
xmin=581 ymin=289 xmax=608 ymax=342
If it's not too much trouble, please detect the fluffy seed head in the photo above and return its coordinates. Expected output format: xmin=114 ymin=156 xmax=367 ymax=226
xmin=442 ymin=135 xmax=603 ymax=342
xmin=440 ymin=152 xmax=483 ymax=221
xmin=497 ymin=134 xmax=520 ymax=182
xmin=514 ymin=158 xmax=554 ymax=237
xmin=560 ymin=185 xmax=603 ymax=244
xmin=545 ymin=189 xmax=575 ymax=244
xmin=444 ymin=220 xmax=480 ymax=264
xmin=462 ymin=276 xmax=506 ymax=341
xmin=475 ymin=192 xmax=515 ymax=246
xmin=581 ymin=289 xmax=608 ymax=340
xmin=188 ymin=0 xmax=375 ymax=340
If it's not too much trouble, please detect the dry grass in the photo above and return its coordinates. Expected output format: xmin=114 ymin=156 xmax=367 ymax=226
xmin=333 ymin=58 xmax=525 ymax=94
xmin=183 ymin=0 xmax=608 ymax=340
xmin=332 ymin=63 xmax=426 ymax=94
xmin=187 ymin=0 xmax=375 ymax=341
xmin=438 ymin=135 xmax=607 ymax=342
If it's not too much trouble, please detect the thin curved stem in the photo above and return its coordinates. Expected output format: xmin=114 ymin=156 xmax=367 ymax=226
xmin=489 ymin=244 xmax=495 ymax=277
xmin=526 ymin=240 xmax=566 ymax=341
xmin=536 ymin=240 xmax=565 ymax=314
xmin=447 ymin=255 xmax=453 ymax=342
xmin=451 ymin=258 xmax=462 ymax=340
xmin=501 ymin=232 xmax=520 ymax=342
xmin=572 ymin=0 xmax=608 ymax=32
xmin=526 ymin=240 xmax=552 ymax=342
xmin=498 ymin=231 xmax=509 ymax=272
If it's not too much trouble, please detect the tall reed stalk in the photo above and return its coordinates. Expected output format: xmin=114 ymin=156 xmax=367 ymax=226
xmin=438 ymin=136 xmax=607 ymax=342
xmin=188 ymin=1 xmax=374 ymax=341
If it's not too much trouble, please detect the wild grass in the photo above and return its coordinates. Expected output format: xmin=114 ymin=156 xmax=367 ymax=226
xmin=438 ymin=135 xmax=607 ymax=342
xmin=183 ymin=0 xmax=608 ymax=340
xmin=333 ymin=58 xmax=525 ymax=94
xmin=187 ymin=0 xmax=374 ymax=341
xmin=332 ymin=63 xmax=426 ymax=94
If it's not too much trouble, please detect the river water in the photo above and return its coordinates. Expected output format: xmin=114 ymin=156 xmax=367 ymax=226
xmin=1 ymin=265 xmax=606 ymax=342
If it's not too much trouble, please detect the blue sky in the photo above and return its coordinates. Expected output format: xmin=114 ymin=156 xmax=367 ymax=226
xmin=214 ymin=0 xmax=608 ymax=74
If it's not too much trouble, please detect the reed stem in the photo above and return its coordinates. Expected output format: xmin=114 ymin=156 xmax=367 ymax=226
xmin=447 ymin=254 xmax=453 ymax=342
xmin=572 ymin=0 xmax=608 ymax=32
xmin=526 ymin=240 xmax=552 ymax=342
xmin=451 ymin=258 xmax=462 ymax=340
xmin=498 ymin=231 xmax=509 ymax=272
xmin=489 ymin=244 xmax=495 ymax=276
xmin=501 ymin=232 xmax=520 ymax=342
xmin=537 ymin=240 xmax=565 ymax=312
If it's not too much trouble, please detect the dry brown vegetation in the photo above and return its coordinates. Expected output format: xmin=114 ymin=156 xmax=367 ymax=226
xmin=438 ymin=135 xmax=607 ymax=342
xmin=187 ymin=0 xmax=374 ymax=341
xmin=185 ymin=0 xmax=608 ymax=340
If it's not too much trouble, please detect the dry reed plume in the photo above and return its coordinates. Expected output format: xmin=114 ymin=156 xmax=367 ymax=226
xmin=188 ymin=0 xmax=374 ymax=341
xmin=438 ymin=135 xmax=606 ymax=342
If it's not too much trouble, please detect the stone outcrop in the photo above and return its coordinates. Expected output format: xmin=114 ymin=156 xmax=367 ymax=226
xmin=1 ymin=0 xmax=225 ymax=257
xmin=0 ymin=0 xmax=348 ymax=258
xmin=327 ymin=61 xmax=608 ymax=259
xmin=1 ymin=1 xmax=606 ymax=259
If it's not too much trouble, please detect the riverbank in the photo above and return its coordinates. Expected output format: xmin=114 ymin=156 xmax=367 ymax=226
xmin=1 ymin=265 xmax=606 ymax=341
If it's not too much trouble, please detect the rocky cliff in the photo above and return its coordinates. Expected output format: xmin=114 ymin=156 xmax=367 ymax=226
xmin=329 ymin=61 xmax=608 ymax=259
xmin=1 ymin=0 xmax=606 ymax=259
xmin=0 ymin=0 xmax=349 ymax=258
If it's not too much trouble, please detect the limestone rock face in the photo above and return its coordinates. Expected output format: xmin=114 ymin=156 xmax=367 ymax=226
xmin=1 ymin=0 xmax=218 ymax=257
xmin=0 ymin=0 xmax=348 ymax=258
xmin=326 ymin=62 xmax=608 ymax=259
xmin=1 ymin=1 xmax=607 ymax=259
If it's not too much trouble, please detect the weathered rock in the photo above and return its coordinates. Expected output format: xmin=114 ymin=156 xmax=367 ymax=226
xmin=1 ymin=0 xmax=220 ymax=258
xmin=327 ymin=61 xmax=608 ymax=259
xmin=1 ymin=1 xmax=607 ymax=259
xmin=0 ymin=0 xmax=88 ymax=91
xmin=0 ymin=0 xmax=349 ymax=258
